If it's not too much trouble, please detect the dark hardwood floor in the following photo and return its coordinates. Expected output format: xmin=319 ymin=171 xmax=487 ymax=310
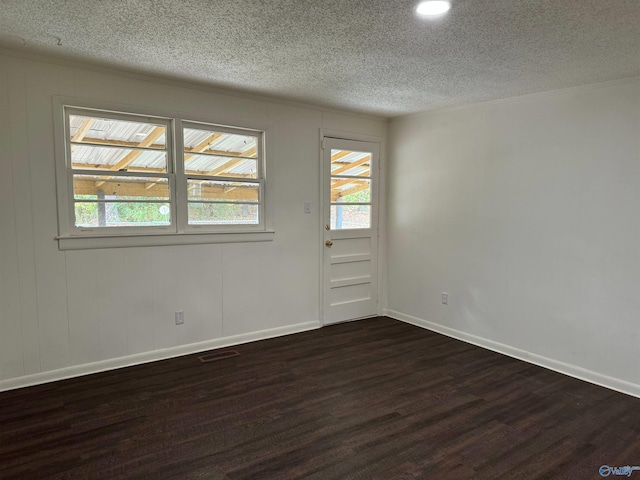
xmin=1 ymin=317 xmax=639 ymax=479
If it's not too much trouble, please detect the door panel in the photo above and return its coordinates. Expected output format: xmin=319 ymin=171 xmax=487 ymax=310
xmin=330 ymin=236 xmax=370 ymax=257
xmin=322 ymin=138 xmax=379 ymax=325
xmin=331 ymin=260 xmax=371 ymax=280
xmin=330 ymin=283 xmax=371 ymax=305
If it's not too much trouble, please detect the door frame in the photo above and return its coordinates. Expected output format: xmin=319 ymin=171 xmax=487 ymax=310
xmin=319 ymin=128 xmax=387 ymax=326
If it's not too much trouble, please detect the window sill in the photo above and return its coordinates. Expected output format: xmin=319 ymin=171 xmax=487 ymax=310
xmin=57 ymin=230 xmax=275 ymax=251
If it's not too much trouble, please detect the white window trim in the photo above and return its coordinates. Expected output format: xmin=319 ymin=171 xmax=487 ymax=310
xmin=53 ymin=96 xmax=274 ymax=250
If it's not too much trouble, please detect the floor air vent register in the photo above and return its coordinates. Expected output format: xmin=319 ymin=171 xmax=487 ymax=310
xmin=198 ymin=350 xmax=240 ymax=363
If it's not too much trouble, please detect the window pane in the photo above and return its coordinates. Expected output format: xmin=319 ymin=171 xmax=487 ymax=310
xmin=73 ymin=175 xmax=169 ymax=201
xmin=69 ymin=114 xmax=166 ymax=148
xmin=188 ymin=203 xmax=259 ymax=225
xmin=183 ymin=127 xmax=257 ymax=158
xmin=330 ymin=204 xmax=371 ymax=229
xmin=74 ymin=202 xmax=171 ymax=227
xmin=71 ymin=145 xmax=168 ymax=173
xmin=330 ymin=150 xmax=371 ymax=177
xmin=187 ymin=180 xmax=259 ymax=202
xmin=184 ymin=155 xmax=258 ymax=178
xmin=331 ymin=178 xmax=370 ymax=203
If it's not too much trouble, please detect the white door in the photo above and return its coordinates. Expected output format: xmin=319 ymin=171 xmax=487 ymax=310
xmin=322 ymin=137 xmax=379 ymax=324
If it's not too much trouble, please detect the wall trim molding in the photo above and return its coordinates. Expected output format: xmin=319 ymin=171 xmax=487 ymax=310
xmin=384 ymin=309 xmax=640 ymax=399
xmin=0 ymin=321 xmax=321 ymax=392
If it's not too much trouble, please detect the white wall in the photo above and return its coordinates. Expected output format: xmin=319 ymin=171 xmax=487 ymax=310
xmin=387 ymin=79 xmax=640 ymax=395
xmin=0 ymin=53 xmax=387 ymax=389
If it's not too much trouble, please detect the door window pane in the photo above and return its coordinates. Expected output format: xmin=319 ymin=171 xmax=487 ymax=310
xmin=329 ymin=148 xmax=373 ymax=230
xmin=331 ymin=178 xmax=370 ymax=203
xmin=330 ymin=204 xmax=371 ymax=229
xmin=331 ymin=150 xmax=371 ymax=177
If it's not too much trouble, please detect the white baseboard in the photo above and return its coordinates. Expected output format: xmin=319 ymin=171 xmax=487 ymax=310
xmin=0 ymin=321 xmax=321 ymax=392
xmin=384 ymin=309 xmax=640 ymax=399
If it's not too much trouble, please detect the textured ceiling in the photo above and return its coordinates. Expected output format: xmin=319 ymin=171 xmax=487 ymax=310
xmin=1 ymin=0 xmax=639 ymax=116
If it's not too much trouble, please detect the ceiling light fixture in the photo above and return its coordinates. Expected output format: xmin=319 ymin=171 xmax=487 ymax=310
xmin=416 ymin=0 xmax=451 ymax=16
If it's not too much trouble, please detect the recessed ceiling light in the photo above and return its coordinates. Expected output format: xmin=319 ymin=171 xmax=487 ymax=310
xmin=416 ymin=0 xmax=451 ymax=16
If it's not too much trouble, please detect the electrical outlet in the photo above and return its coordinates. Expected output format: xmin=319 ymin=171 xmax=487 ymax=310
xmin=175 ymin=310 xmax=184 ymax=325
xmin=304 ymin=202 xmax=311 ymax=214
xmin=441 ymin=292 xmax=448 ymax=305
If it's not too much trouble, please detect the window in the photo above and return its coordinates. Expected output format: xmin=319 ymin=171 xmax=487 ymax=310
xmin=67 ymin=110 xmax=173 ymax=230
xmin=330 ymin=149 xmax=372 ymax=229
xmin=182 ymin=123 xmax=262 ymax=227
xmin=55 ymin=101 xmax=270 ymax=248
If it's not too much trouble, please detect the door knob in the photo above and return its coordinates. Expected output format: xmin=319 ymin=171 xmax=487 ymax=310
xmin=325 ymin=240 xmax=333 ymax=247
